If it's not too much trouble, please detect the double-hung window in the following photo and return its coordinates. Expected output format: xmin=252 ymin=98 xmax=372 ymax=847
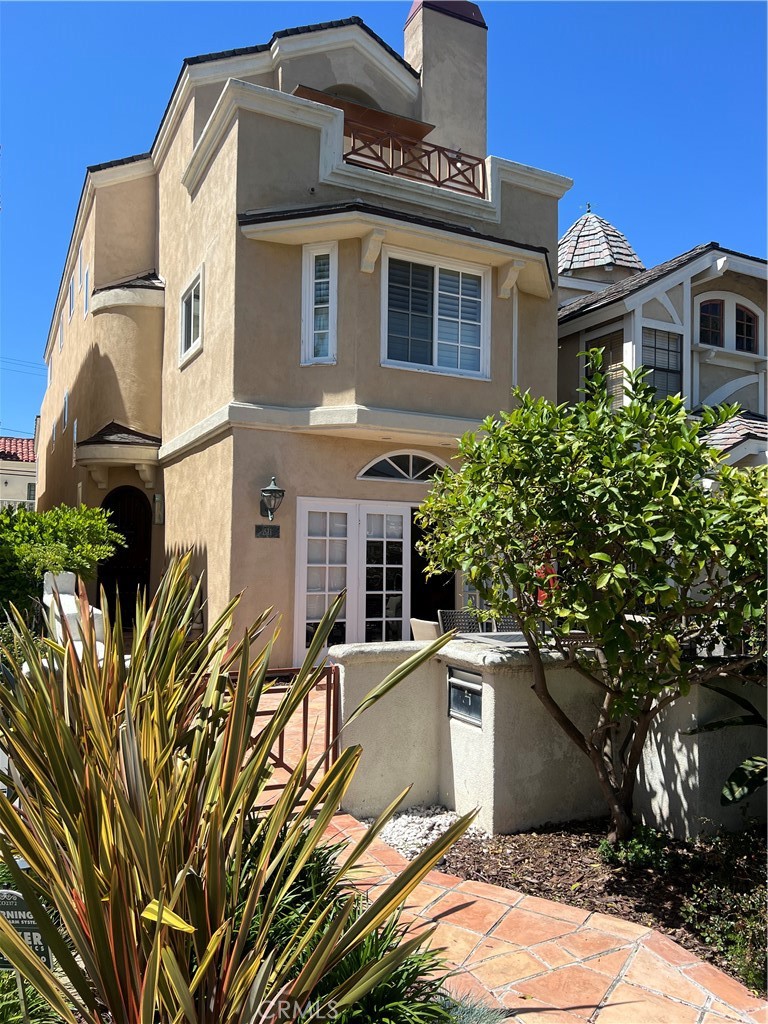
xmin=642 ymin=328 xmax=682 ymax=399
xmin=301 ymin=242 xmax=337 ymax=363
xmin=83 ymin=268 xmax=90 ymax=318
xmin=736 ymin=305 xmax=757 ymax=353
xmin=383 ymin=249 xmax=490 ymax=378
xmin=180 ymin=268 xmax=203 ymax=364
xmin=68 ymin=278 xmax=75 ymax=320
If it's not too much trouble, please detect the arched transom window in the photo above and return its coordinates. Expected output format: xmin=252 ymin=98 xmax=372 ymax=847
xmin=358 ymin=451 xmax=446 ymax=482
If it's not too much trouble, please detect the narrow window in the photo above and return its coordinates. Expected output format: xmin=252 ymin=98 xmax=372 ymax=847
xmin=301 ymin=243 xmax=337 ymax=363
xmin=735 ymin=305 xmax=757 ymax=353
xmin=642 ymin=328 xmax=682 ymax=399
xmin=83 ymin=267 xmax=90 ymax=317
xmin=58 ymin=319 xmax=64 ymax=352
xmin=26 ymin=483 xmax=36 ymax=504
xmin=69 ymin=277 xmax=75 ymax=320
xmin=63 ymin=391 xmax=69 ymax=430
xmin=699 ymin=299 xmax=723 ymax=347
xmin=72 ymin=419 xmax=78 ymax=468
xmin=52 ymin=422 xmax=56 ymax=450
xmin=180 ymin=271 xmax=203 ymax=362
xmin=78 ymin=245 xmax=83 ymax=290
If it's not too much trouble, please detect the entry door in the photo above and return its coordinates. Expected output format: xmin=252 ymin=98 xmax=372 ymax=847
xmin=359 ymin=505 xmax=411 ymax=644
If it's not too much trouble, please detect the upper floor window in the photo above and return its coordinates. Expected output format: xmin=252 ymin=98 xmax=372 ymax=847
xmin=358 ymin=451 xmax=445 ymax=482
xmin=72 ymin=419 xmax=78 ymax=468
xmin=382 ymin=249 xmax=490 ymax=379
xmin=83 ymin=268 xmax=90 ymax=318
xmin=51 ymin=421 xmax=56 ymax=451
xmin=58 ymin=319 xmax=63 ymax=352
xmin=736 ymin=305 xmax=757 ymax=353
xmin=68 ymin=277 xmax=75 ymax=320
xmin=699 ymin=300 xmax=723 ymax=347
xmin=26 ymin=482 xmax=36 ymax=503
xmin=642 ymin=328 xmax=682 ymax=399
xmin=301 ymin=242 xmax=337 ymax=364
xmin=63 ymin=391 xmax=69 ymax=431
xmin=78 ymin=244 xmax=83 ymax=290
xmin=180 ymin=268 xmax=203 ymax=364
xmin=696 ymin=292 xmax=763 ymax=355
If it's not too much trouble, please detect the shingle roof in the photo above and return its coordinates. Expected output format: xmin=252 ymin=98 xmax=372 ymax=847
xmin=0 ymin=437 xmax=35 ymax=463
xmin=93 ymin=272 xmax=164 ymax=295
xmin=77 ymin=422 xmax=161 ymax=448
xmin=558 ymin=212 xmax=644 ymax=275
xmin=559 ymin=242 xmax=767 ymax=325
xmin=185 ymin=17 xmax=418 ymax=78
xmin=703 ymin=411 xmax=768 ymax=455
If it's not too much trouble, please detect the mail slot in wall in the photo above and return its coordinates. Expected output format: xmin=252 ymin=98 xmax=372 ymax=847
xmin=448 ymin=667 xmax=483 ymax=726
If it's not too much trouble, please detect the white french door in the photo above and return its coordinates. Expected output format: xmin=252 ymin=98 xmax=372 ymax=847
xmin=294 ymin=499 xmax=412 ymax=664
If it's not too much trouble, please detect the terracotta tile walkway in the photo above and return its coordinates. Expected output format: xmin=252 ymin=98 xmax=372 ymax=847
xmin=327 ymin=814 xmax=768 ymax=1024
xmin=263 ymin=683 xmax=767 ymax=1023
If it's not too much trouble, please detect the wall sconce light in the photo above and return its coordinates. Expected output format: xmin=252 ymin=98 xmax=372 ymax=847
xmin=260 ymin=476 xmax=285 ymax=521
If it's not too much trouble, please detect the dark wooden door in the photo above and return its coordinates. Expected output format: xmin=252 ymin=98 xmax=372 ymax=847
xmin=97 ymin=486 xmax=152 ymax=624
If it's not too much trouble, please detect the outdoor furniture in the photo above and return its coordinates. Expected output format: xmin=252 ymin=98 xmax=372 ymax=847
xmin=410 ymin=618 xmax=440 ymax=641
xmin=437 ymin=609 xmax=482 ymax=633
xmin=42 ymin=571 xmax=105 ymax=661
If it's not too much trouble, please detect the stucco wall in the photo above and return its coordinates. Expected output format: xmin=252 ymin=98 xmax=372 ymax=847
xmin=334 ymin=640 xmax=766 ymax=839
xmin=93 ymin=175 xmax=157 ymax=289
xmin=637 ymin=680 xmax=767 ymax=839
xmin=0 ymin=461 xmax=35 ymax=503
xmin=334 ymin=640 xmax=606 ymax=834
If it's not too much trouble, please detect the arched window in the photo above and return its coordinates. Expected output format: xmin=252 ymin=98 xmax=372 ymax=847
xmin=699 ymin=299 xmax=724 ymax=347
xmin=736 ymin=305 xmax=757 ymax=353
xmin=358 ymin=451 xmax=446 ymax=482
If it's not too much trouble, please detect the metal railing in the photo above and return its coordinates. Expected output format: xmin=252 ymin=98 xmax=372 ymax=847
xmin=343 ymin=121 xmax=487 ymax=198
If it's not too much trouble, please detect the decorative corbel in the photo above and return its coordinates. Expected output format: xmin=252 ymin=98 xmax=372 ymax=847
xmin=360 ymin=229 xmax=386 ymax=274
xmin=135 ymin=463 xmax=156 ymax=489
xmin=89 ymin=466 xmax=109 ymax=490
xmin=498 ymin=259 xmax=526 ymax=299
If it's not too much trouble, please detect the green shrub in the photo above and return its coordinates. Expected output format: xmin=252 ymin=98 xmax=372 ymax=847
xmin=682 ymin=883 xmax=767 ymax=991
xmin=0 ymin=973 xmax=64 ymax=1024
xmin=0 ymin=504 xmax=123 ymax=617
xmin=598 ymin=825 xmax=672 ymax=871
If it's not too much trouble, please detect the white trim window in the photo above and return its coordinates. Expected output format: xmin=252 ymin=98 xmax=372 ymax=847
xmin=78 ymin=245 xmax=83 ymax=290
xmin=72 ymin=419 xmax=78 ymax=468
xmin=695 ymin=292 xmax=764 ymax=355
xmin=68 ymin=277 xmax=75 ymax=320
xmin=381 ymin=247 xmax=491 ymax=379
xmin=83 ymin=267 xmax=90 ymax=318
xmin=63 ymin=391 xmax=69 ymax=431
xmin=180 ymin=267 xmax=203 ymax=364
xmin=301 ymin=242 xmax=338 ymax=364
xmin=58 ymin=318 xmax=63 ymax=352
xmin=641 ymin=328 xmax=682 ymax=399
xmin=51 ymin=421 xmax=56 ymax=451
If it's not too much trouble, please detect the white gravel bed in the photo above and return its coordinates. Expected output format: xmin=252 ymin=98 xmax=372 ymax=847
xmin=361 ymin=804 xmax=482 ymax=861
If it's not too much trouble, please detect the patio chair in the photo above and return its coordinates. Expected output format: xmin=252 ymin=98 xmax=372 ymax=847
xmin=410 ymin=618 xmax=440 ymax=641
xmin=42 ymin=571 xmax=106 ymax=662
xmin=437 ymin=609 xmax=482 ymax=633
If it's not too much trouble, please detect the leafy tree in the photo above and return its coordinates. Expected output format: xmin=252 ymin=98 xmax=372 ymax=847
xmin=417 ymin=353 xmax=767 ymax=841
xmin=0 ymin=504 xmax=123 ymax=616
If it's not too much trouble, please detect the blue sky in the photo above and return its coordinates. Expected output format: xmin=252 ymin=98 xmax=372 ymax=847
xmin=1 ymin=0 xmax=765 ymax=438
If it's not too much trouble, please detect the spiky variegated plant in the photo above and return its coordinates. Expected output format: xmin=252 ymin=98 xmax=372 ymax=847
xmin=0 ymin=556 xmax=468 ymax=1023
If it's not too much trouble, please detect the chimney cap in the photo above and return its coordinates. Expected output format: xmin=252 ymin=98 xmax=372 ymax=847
xmin=406 ymin=0 xmax=487 ymax=29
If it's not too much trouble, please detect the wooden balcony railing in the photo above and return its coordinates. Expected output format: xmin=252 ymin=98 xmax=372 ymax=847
xmin=343 ymin=121 xmax=487 ymax=199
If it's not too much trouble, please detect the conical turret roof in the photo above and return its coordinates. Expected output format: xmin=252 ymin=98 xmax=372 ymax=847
xmin=558 ymin=210 xmax=644 ymax=275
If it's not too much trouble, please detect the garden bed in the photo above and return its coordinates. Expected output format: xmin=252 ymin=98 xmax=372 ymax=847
xmin=440 ymin=817 xmax=766 ymax=995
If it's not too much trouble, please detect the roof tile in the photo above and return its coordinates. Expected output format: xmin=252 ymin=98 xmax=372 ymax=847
xmin=0 ymin=437 xmax=35 ymax=463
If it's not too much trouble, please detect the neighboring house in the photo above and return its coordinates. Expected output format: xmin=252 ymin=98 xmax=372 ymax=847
xmin=557 ymin=213 xmax=768 ymax=458
xmin=36 ymin=1 xmax=572 ymax=663
xmin=0 ymin=437 xmax=36 ymax=510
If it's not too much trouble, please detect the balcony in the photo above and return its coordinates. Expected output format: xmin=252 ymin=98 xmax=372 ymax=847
xmin=0 ymin=499 xmax=34 ymax=512
xmin=343 ymin=122 xmax=487 ymax=199
xmin=292 ymin=86 xmax=487 ymax=200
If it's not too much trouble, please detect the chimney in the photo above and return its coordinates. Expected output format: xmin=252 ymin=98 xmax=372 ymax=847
xmin=404 ymin=0 xmax=487 ymax=158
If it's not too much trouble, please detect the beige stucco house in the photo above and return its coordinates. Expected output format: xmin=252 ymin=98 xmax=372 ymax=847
xmin=557 ymin=211 xmax=768 ymax=462
xmin=37 ymin=1 xmax=573 ymax=664
xmin=0 ymin=438 xmax=36 ymax=510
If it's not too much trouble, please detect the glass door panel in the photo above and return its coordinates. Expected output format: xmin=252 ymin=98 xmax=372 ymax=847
xmin=361 ymin=507 xmax=409 ymax=643
xmin=304 ymin=509 xmax=347 ymax=651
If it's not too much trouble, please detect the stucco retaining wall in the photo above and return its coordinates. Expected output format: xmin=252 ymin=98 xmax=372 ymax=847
xmin=332 ymin=639 xmax=766 ymax=838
